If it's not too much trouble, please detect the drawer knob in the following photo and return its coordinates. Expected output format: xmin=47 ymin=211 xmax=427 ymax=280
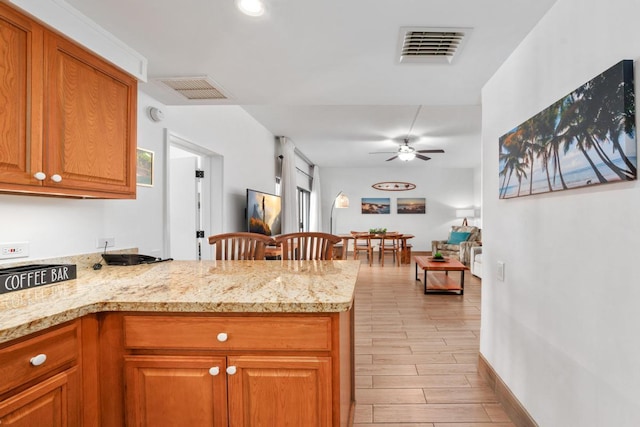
xmin=209 ymin=366 xmax=220 ymax=376
xmin=51 ymin=174 xmax=63 ymax=183
xmin=216 ymin=332 xmax=228 ymax=342
xmin=226 ymin=366 xmax=237 ymax=375
xmin=34 ymin=172 xmax=46 ymax=181
xmin=30 ymin=354 xmax=47 ymax=366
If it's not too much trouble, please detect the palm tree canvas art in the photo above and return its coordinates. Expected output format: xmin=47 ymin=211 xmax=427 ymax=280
xmin=499 ymin=60 xmax=636 ymax=199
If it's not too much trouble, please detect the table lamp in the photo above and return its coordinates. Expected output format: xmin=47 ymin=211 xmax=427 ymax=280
xmin=456 ymin=209 xmax=474 ymax=226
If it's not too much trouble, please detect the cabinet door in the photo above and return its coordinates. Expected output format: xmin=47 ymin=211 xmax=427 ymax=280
xmin=44 ymin=32 xmax=137 ymax=197
xmin=124 ymin=355 xmax=227 ymax=427
xmin=0 ymin=3 xmax=43 ymax=186
xmin=0 ymin=367 xmax=80 ymax=427
xmin=227 ymin=356 xmax=332 ymax=427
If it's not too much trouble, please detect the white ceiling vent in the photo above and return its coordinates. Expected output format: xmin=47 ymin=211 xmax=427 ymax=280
xmin=398 ymin=27 xmax=472 ymax=64
xmin=153 ymin=76 xmax=228 ymax=100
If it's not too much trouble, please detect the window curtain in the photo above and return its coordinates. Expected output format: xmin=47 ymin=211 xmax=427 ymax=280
xmin=309 ymin=166 xmax=322 ymax=232
xmin=279 ymin=136 xmax=299 ymax=234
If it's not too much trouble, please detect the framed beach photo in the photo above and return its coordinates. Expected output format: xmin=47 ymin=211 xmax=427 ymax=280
xmin=361 ymin=197 xmax=390 ymax=214
xmin=397 ymin=197 xmax=426 ymax=214
xmin=136 ymin=148 xmax=154 ymax=187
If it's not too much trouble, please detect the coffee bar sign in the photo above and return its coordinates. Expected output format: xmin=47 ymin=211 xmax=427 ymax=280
xmin=0 ymin=264 xmax=77 ymax=295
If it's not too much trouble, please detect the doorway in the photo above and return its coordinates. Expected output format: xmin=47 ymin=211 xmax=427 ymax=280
xmin=164 ymin=131 xmax=223 ymax=260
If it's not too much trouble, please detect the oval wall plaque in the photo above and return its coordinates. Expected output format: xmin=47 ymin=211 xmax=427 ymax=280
xmin=372 ymin=182 xmax=416 ymax=191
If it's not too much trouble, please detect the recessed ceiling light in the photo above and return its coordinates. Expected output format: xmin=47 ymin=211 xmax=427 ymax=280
xmin=236 ymin=0 xmax=265 ymax=17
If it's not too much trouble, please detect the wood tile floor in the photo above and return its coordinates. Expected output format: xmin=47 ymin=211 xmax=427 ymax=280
xmin=353 ymin=255 xmax=515 ymax=426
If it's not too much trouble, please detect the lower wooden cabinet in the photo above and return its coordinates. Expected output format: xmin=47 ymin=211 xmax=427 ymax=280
xmin=0 ymin=367 xmax=80 ymax=426
xmin=227 ymin=356 xmax=332 ymax=426
xmin=124 ymin=356 xmax=228 ymax=427
xmin=0 ymin=319 xmax=82 ymax=427
xmin=105 ymin=312 xmax=354 ymax=427
xmin=124 ymin=354 xmax=332 ymax=427
xmin=0 ymin=311 xmax=354 ymax=426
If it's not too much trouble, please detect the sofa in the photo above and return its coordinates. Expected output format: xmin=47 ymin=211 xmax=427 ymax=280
xmin=431 ymin=226 xmax=481 ymax=265
xmin=470 ymin=245 xmax=482 ymax=278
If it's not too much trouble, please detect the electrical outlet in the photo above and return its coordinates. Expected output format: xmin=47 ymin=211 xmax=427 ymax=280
xmin=497 ymin=261 xmax=505 ymax=281
xmin=0 ymin=242 xmax=29 ymax=259
xmin=96 ymin=238 xmax=115 ymax=249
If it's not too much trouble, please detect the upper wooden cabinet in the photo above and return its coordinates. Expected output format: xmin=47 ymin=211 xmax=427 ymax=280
xmin=0 ymin=3 xmax=44 ymax=188
xmin=0 ymin=3 xmax=137 ymax=198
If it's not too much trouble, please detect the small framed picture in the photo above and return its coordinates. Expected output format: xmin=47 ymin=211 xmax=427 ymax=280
xmin=136 ymin=148 xmax=154 ymax=187
xmin=397 ymin=198 xmax=426 ymax=214
xmin=361 ymin=197 xmax=390 ymax=214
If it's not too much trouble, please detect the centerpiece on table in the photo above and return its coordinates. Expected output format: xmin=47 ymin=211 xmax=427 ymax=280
xmin=369 ymin=228 xmax=387 ymax=235
xmin=431 ymin=251 xmax=447 ymax=262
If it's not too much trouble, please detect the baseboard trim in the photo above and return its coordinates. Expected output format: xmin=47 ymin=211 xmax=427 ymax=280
xmin=347 ymin=400 xmax=356 ymax=426
xmin=478 ymin=353 xmax=538 ymax=427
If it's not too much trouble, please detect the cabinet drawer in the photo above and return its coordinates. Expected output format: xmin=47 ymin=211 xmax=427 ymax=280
xmin=124 ymin=315 xmax=332 ymax=352
xmin=0 ymin=322 xmax=79 ymax=395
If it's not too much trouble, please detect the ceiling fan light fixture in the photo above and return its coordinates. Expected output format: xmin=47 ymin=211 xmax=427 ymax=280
xmin=398 ymin=151 xmax=416 ymax=161
xmin=398 ymin=142 xmax=416 ymax=161
xmin=236 ymin=0 xmax=265 ymax=16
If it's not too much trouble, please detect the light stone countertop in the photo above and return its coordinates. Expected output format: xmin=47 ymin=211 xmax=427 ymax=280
xmin=0 ymin=259 xmax=360 ymax=344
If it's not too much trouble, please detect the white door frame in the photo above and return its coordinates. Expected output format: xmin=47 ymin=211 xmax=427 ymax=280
xmin=163 ymin=129 xmax=224 ymax=260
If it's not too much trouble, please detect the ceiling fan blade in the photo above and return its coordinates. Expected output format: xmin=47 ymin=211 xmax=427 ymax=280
xmin=415 ymin=154 xmax=431 ymax=161
xmin=385 ymin=156 xmax=398 ymax=161
xmin=369 ymin=151 xmax=398 ymax=154
xmin=416 ymin=149 xmax=445 ymax=153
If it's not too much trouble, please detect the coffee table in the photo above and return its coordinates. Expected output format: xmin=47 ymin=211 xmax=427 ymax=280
xmin=414 ymin=256 xmax=467 ymax=295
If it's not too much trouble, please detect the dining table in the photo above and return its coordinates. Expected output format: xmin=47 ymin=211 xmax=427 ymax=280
xmin=339 ymin=233 xmax=414 ymax=264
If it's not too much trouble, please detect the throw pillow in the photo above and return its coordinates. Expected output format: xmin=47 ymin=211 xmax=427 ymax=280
xmin=447 ymin=231 xmax=471 ymax=245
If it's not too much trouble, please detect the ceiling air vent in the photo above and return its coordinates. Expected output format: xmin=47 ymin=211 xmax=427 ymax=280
xmin=398 ymin=27 xmax=472 ymax=64
xmin=154 ymin=76 xmax=228 ymax=100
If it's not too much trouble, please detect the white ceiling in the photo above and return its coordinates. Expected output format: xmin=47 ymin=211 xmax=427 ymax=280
xmin=64 ymin=0 xmax=558 ymax=169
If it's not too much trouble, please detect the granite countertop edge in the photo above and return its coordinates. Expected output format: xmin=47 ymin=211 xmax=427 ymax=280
xmin=0 ymin=254 xmax=359 ymax=344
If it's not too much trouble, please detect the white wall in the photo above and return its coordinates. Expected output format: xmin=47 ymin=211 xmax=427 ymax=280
xmin=0 ymin=91 xmax=277 ymax=264
xmin=481 ymin=0 xmax=640 ymax=425
xmin=473 ymin=166 xmax=482 ymax=228
xmin=321 ymin=166 xmax=476 ymax=251
xmin=99 ymin=91 xmax=167 ymax=258
xmin=9 ymin=0 xmax=147 ymax=81
xmin=163 ymin=104 xmax=277 ymax=233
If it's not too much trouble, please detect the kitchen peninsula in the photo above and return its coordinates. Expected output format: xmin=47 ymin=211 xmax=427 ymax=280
xmin=0 ymin=258 xmax=359 ymax=426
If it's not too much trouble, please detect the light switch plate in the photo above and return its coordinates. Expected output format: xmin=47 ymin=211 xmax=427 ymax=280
xmin=497 ymin=261 xmax=505 ymax=281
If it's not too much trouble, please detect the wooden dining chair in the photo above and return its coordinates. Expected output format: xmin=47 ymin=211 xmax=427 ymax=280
xmin=350 ymin=231 xmax=374 ymax=266
xmin=379 ymin=232 xmax=401 ymax=267
xmin=274 ymin=232 xmax=342 ymax=260
xmin=208 ymin=232 xmax=275 ymax=260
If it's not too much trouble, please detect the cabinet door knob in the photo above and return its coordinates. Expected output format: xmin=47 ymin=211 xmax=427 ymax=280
xmin=51 ymin=174 xmax=63 ymax=183
xmin=216 ymin=332 xmax=228 ymax=342
xmin=30 ymin=354 xmax=47 ymax=366
xmin=208 ymin=366 xmax=220 ymax=376
xmin=34 ymin=172 xmax=46 ymax=181
xmin=226 ymin=366 xmax=237 ymax=375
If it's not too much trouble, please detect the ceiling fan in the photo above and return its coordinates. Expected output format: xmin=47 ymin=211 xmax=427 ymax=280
xmin=369 ymin=106 xmax=445 ymax=162
xmin=370 ymin=138 xmax=445 ymax=162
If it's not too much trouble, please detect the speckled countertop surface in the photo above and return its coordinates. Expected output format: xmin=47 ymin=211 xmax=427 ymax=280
xmin=0 ymin=256 xmax=360 ymax=344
